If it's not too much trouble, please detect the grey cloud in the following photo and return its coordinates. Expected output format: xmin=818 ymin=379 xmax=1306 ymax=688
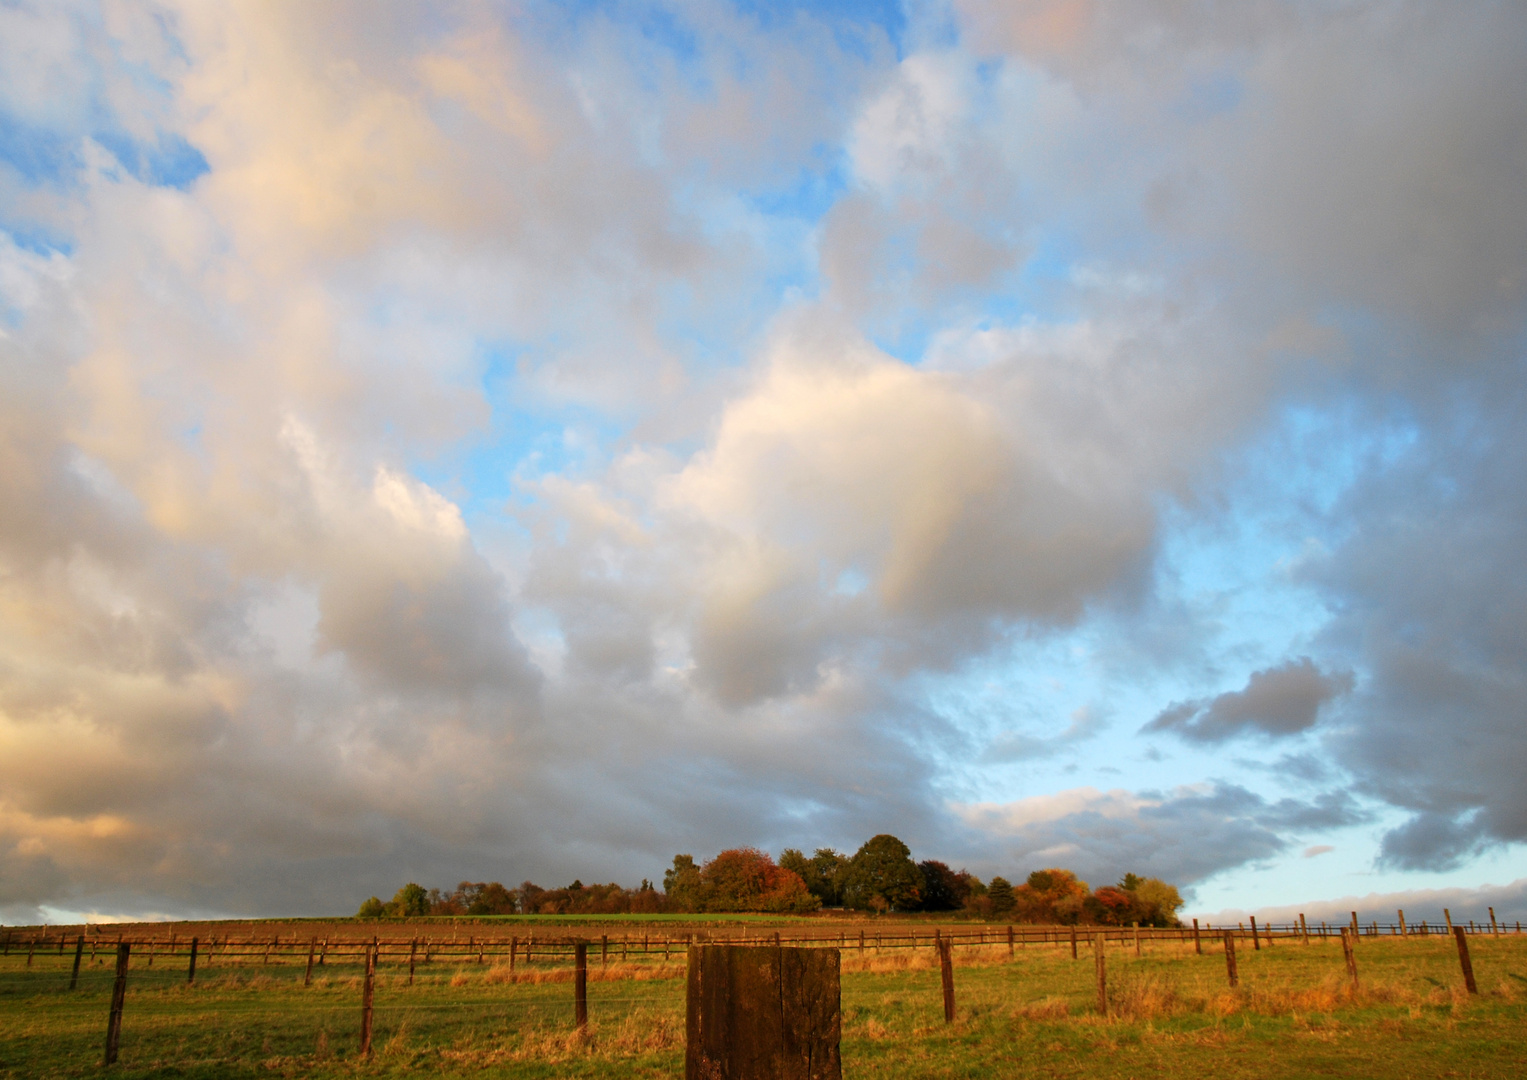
xmin=1303 ymin=386 xmax=1527 ymax=867
xmin=1144 ymin=658 xmax=1354 ymax=742
xmin=958 ymin=782 xmax=1359 ymax=890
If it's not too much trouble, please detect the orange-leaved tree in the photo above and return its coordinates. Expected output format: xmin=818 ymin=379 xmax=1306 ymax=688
xmin=699 ymin=848 xmax=817 ymax=913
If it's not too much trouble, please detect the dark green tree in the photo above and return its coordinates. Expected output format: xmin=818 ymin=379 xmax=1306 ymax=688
xmin=988 ymin=876 xmax=1015 ymax=916
xmin=663 ymin=854 xmax=702 ymax=911
xmin=842 ymin=834 xmax=923 ymax=912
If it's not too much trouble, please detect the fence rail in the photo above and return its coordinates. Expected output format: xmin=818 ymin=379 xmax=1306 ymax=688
xmin=2 ymin=914 xmax=1521 ymax=969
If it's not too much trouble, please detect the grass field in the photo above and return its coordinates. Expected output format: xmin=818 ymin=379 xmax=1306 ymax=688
xmin=2 ymin=927 xmax=1523 ymax=1078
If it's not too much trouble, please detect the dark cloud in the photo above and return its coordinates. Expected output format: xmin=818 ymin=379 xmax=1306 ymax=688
xmin=958 ymin=782 xmax=1363 ymax=891
xmin=1144 ymin=658 xmax=1354 ymax=742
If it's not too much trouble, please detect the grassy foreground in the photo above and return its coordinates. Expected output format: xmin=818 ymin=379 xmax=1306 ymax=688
xmin=2 ymin=932 xmax=1524 ymax=1078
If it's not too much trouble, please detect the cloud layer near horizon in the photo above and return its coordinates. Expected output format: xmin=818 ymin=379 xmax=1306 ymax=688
xmin=1 ymin=0 xmax=1524 ymax=921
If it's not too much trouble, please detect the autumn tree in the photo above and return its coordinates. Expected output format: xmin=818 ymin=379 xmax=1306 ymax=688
xmin=697 ymin=848 xmax=817 ymax=913
xmin=1013 ymin=869 xmax=1089 ymax=924
xmin=1119 ymin=874 xmax=1184 ymax=927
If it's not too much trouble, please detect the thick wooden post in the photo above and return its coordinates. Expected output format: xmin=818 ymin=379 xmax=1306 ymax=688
xmin=1249 ymin=916 xmax=1261 ymax=951
xmin=187 ymin=938 xmax=198 ymax=985
xmin=1006 ymin=925 xmax=1014 ymax=958
xmin=359 ymin=941 xmax=377 ymax=1058
xmin=1489 ymin=907 xmax=1499 ymax=935
xmin=1133 ymin=923 xmax=1142 ymax=957
xmin=409 ymin=939 xmax=417 ymax=986
xmin=1093 ymin=933 xmax=1106 ymax=1015
xmin=1453 ymin=926 xmax=1478 ymax=994
xmin=575 ymin=941 xmax=589 ymax=1029
xmin=1223 ymin=931 xmax=1238 ymax=988
xmin=1444 ymin=908 xmax=1454 ymax=934
xmin=938 ymin=937 xmax=955 ymax=1023
xmin=304 ymin=938 xmax=316 ymax=987
xmin=1397 ymin=909 xmax=1407 ymax=937
xmin=1192 ymin=917 xmax=1202 ymax=954
xmin=103 ymin=942 xmax=130 ymax=1065
xmin=1340 ymin=928 xmax=1359 ymax=991
xmin=686 ymin=945 xmax=840 ymax=1080
xmin=1069 ymin=925 xmax=1078 ymax=960
xmin=602 ymin=934 xmax=609 ymax=967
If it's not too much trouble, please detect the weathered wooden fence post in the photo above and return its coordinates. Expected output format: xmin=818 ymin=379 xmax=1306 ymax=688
xmin=575 ymin=941 xmax=589 ymax=1030
xmin=304 ymin=938 xmax=316 ymax=987
xmin=1444 ymin=908 xmax=1454 ymax=934
xmin=1340 ymin=928 xmax=1359 ymax=991
xmin=1489 ymin=907 xmax=1499 ymax=935
xmin=1299 ymin=913 xmax=1308 ymax=944
xmin=1223 ymin=931 xmax=1238 ymax=988
xmin=103 ymin=942 xmax=130 ymax=1065
xmin=1453 ymin=926 xmax=1478 ymax=994
xmin=1069 ymin=925 xmax=1078 ymax=960
xmin=70 ymin=935 xmax=84 ymax=990
xmin=938 ymin=937 xmax=955 ymax=1023
xmin=602 ymin=934 xmax=609 ymax=967
xmin=686 ymin=944 xmax=840 ymax=1080
xmin=1093 ymin=933 xmax=1107 ymax=1015
xmin=359 ymin=940 xmax=377 ymax=1058
xmin=187 ymin=937 xmax=198 ymax=985
xmin=1192 ymin=917 xmax=1202 ymax=955
xmin=1397 ymin=909 xmax=1407 ymax=937
xmin=408 ymin=938 xmax=418 ymax=986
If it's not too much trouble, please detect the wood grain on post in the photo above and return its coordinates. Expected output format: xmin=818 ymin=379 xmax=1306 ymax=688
xmin=1397 ymin=909 xmax=1407 ymax=937
xmin=1223 ymin=931 xmax=1238 ymax=988
xmin=1340 ymin=928 xmax=1359 ymax=992
xmin=575 ymin=941 xmax=589 ymax=1029
xmin=938 ymin=937 xmax=955 ymax=1023
xmin=1192 ymin=917 xmax=1202 ymax=955
xmin=359 ymin=941 xmax=377 ymax=1058
xmin=1453 ymin=926 xmax=1478 ymax=994
xmin=685 ymin=945 xmax=841 ymax=1080
xmin=1444 ymin=908 xmax=1454 ymax=934
xmin=1489 ymin=907 xmax=1499 ymax=934
xmin=1093 ymin=933 xmax=1107 ymax=1015
xmin=1299 ymin=913 xmax=1308 ymax=944
xmin=103 ymin=942 xmax=130 ymax=1066
xmin=70 ymin=935 xmax=84 ymax=990
xmin=1249 ymin=916 xmax=1261 ymax=951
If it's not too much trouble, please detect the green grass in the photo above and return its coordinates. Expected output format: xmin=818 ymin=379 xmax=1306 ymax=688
xmin=2 ymin=934 xmax=1524 ymax=1077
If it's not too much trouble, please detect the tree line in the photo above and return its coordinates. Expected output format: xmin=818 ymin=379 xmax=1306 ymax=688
xmin=356 ymin=833 xmax=1184 ymax=927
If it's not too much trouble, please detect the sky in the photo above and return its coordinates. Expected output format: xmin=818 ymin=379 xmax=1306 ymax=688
xmin=1 ymin=0 xmax=1525 ymax=928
